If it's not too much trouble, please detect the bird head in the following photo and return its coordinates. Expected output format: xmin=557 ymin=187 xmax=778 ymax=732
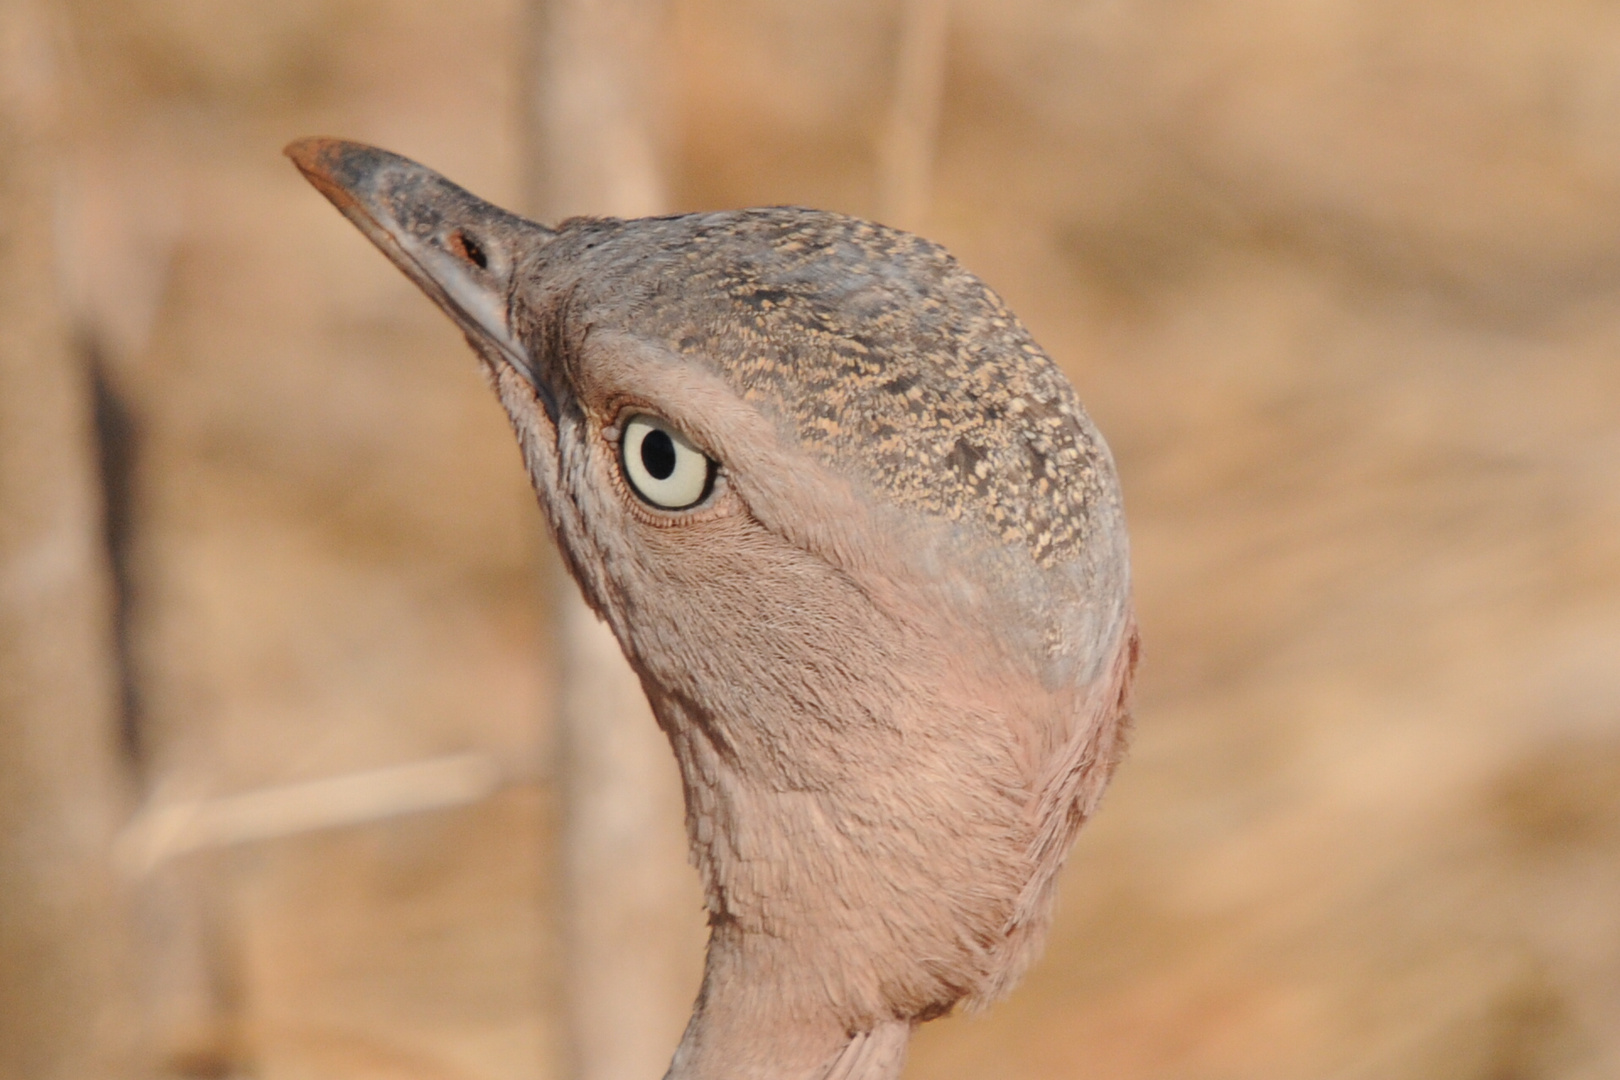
xmin=288 ymin=137 xmax=1137 ymax=1080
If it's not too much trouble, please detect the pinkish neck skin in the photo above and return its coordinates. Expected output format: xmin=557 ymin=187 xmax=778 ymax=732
xmin=665 ymin=1009 xmax=910 ymax=1080
xmin=663 ymin=938 xmax=911 ymax=1080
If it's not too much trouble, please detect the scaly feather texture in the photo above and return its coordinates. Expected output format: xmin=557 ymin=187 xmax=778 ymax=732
xmin=287 ymin=138 xmax=1138 ymax=1080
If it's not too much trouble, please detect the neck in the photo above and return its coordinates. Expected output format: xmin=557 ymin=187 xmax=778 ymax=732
xmin=663 ymin=929 xmax=912 ymax=1080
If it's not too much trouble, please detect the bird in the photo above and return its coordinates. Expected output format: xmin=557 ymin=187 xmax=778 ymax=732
xmin=287 ymin=137 xmax=1138 ymax=1080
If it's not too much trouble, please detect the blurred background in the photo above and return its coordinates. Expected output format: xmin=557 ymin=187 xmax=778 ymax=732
xmin=3 ymin=0 xmax=1619 ymax=1078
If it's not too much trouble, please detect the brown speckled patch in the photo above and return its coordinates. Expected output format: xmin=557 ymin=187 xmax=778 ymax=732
xmin=532 ymin=209 xmax=1116 ymax=568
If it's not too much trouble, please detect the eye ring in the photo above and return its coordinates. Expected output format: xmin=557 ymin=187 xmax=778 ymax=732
xmin=619 ymin=413 xmax=716 ymax=510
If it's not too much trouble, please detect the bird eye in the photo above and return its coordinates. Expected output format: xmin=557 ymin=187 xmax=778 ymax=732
xmin=619 ymin=414 xmax=714 ymax=510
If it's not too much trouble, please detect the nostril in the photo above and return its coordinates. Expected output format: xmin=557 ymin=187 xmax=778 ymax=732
xmin=451 ymin=230 xmax=488 ymax=270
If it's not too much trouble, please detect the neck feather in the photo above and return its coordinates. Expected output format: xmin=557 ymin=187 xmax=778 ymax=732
xmin=662 ymin=931 xmax=911 ymax=1080
xmin=665 ymin=1009 xmax=910 ymax=1080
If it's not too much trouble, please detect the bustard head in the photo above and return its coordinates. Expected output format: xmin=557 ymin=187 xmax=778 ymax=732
xmin=288 ymin=138 xmax=1137 ymax=1080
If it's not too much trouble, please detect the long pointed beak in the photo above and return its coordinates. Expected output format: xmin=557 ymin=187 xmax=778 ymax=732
xmin=286 ymin=138 xmax=556 ymax=414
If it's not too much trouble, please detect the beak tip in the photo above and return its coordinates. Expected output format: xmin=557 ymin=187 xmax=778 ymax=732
xmin=284 ymin=136 xmax=335 ymax=175
xmin=285 ymin=136 xmax=382 ymax=216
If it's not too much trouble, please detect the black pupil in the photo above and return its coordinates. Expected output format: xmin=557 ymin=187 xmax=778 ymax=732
xmin=640 ymin=429 xmax=677 ymax=480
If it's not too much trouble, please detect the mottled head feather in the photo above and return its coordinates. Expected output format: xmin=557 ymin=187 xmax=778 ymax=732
xmin=523 ymin=209 xmax=1118 ymax=571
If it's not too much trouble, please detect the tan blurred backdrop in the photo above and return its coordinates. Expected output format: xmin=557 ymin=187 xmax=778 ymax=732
xmin=2 ymin=0 xmax=1618 ymax=1078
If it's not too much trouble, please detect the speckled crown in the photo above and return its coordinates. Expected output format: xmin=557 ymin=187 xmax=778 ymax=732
xmin=528 ymin=208 xmax=1118 ymax=570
